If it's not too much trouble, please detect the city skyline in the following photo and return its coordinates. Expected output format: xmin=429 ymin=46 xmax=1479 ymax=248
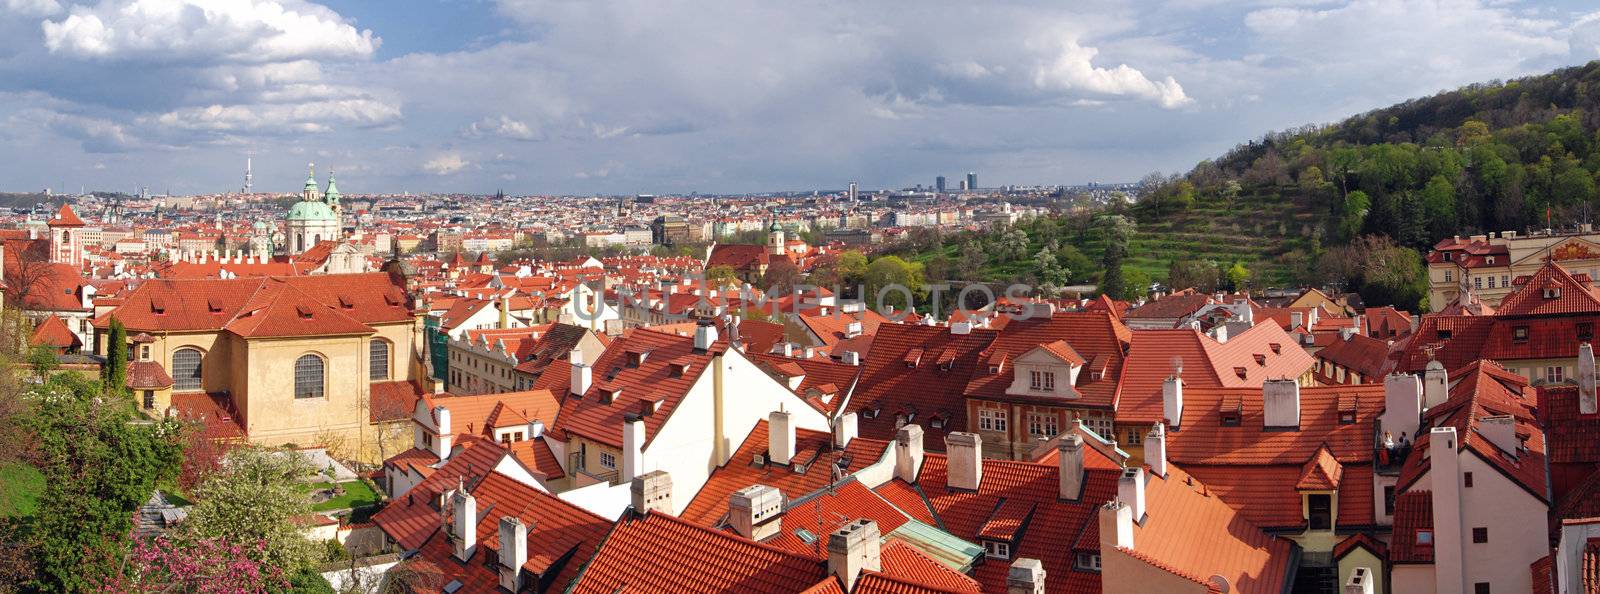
xmin=2 ymin=0 xmax=1600 ymax=196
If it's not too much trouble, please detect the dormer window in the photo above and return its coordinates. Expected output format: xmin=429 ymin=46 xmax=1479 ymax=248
xmin=1339 ymin=411 xmax=1356 ymax=424
xmin=1580 ymin=323 xmax=1594 ymax=342
xmin=1089 ymin=370 xmax=1103 ymax=381
xmin=206 ymin=297 xmax=224 ymax=313
xmin=1233 ymin=367 xmax=1248 ymax=380
xmin=1269 ymin=342 xmax=1282 ymax=354
xmin=1437 ymin=329 xmax=1453 ymax=340
xmin=1415 ymin=529 xmax=1433 ymax=547
xmin=295 ymin=305 xmax=314 ymax=319
xmin=904 ymin=348 xmax=923 ymax=368
xmin=1544 ymin=287 xmax=1562 ymax=299
xmin=150 ymin=297 xmax=166 ymax=315
xmin=983 ymin=540 xmax=1012 ymax=560
xmin=626 ymin=350 xmax=649 ymax=367
xmin=1254 ymin=354 xmax=1266 ymax=366
xmin=1513 ymin=326 xmax=1529 ymax=342
xmin=599 ymin=386 xmax=622 ymax=405
xmin=1074 ymin=552 xmax=1102 ymax=572
xmin=1030 ymin=370 xmax=1056 ymax=392
xmin=1487 ymin=256 xmax=1496 ymax=265
xmin=1220 ymin=396 xmax=1243 ymax=426
xmin=863 ymin=402 xmax=881 ymax=419
xmin=1444 ymin=253 xmax=1453 ymax=262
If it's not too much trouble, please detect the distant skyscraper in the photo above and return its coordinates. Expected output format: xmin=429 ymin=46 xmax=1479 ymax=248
xmin=936 ymin=176 xmax=946 ymax=193
xmin=966 ymin=172 xmax=978 ymax=191
xmin=960 ymin=179 xmax=969 ymax=191
xmin=848 ymin=181 xmax=858 ymax=202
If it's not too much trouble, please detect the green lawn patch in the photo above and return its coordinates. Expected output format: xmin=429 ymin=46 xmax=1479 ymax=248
xmin=303 ymin=480 xmax=379 ymax=512
xmin=0 ymin=461 xmax=44 ymax=518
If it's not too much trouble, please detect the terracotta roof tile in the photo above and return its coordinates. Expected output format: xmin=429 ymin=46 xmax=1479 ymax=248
xmin=1389 ymin=490 xmax=1434 ymax=563
xmin=29 ymin=315 xmax=80 ymax=351
xmin=680 ymin=420 xmax=890 ymax=527
xmin=847 ymin=324 xmax=999 ymax=450
xmin=126 ymin=360 xmax=174 ymax=390
xmin=571 ymin=511 xmax=823 ymax=594
xmin=553 ymin=328 xmax=725 ymax=449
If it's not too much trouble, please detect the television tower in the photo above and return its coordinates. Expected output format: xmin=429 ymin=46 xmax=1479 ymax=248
xmin=242 ymin=151 xmax=254 ymax=193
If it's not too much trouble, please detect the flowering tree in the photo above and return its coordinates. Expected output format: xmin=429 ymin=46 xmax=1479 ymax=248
xmin=101 ymin=531 xmax=286 ymax=594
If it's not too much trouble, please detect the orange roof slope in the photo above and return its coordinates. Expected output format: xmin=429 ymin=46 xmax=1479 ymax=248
xmin=553 ymin=328 xmax=725 ymax=448
xmin=679 ymin=420 xmax=889 ymax=527
xmin=962 ymin=311 xmax=1130 ymax=410
xmin=29 ymin=315 xmax=80 ymax=350
xmin=847 ymin=323 xmax=999 ymax=451
xmin=570 ymin=510 xmax=823 ymax=594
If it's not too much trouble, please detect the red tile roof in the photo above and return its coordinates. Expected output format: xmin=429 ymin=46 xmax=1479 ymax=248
xmin=94 ymin=273 xmax=411 ymax=334
xmin=750 ymin=353 xmax=862 ymax=415
xmin=1296 ymin=445 xmax=1343 ymax=491
xmin=46 ymin=204 xmax=84 ymax=227
xmin=1395 ymin=361 xmax=1548 ymax=502
xmin=705 ymin=243 xmax=770 ymax=272
xmin=1537 ymin=385 xmax=1600 ymax=466
xmin=29 ymin=315 xmax=80 ymax=351
xmin=371 ymin=435 xmax=510 ymax=550
xmin=1314 ymin=332 xmax=1393 ymax=381
xmin=1497 ymin=261 xmax=1600 ymax=317
xmin=369 ymin=380 xmax=424 ymax=423
xmin=1389 ymin=490 xmax=1434 ymax=563
xmin=680 ymin=420 xmax=890 ymax=527
xmin=962 ymin=312 xmax=1129 ymax=411
xmin=554 ymin=328 xmax=725 ymax=448
xmin=570 ymin=510 xmax=824 ymax=594
xmin=169 ymin=392 xmax=245 ymax=440
xmin=870 ymin=540 xmax=982 ymax=594
xmin=1125 ymin=289 xmax=1214 ymax=322
xmin=847 ymin=323 xmax=999 ymax=450
xmin=126 ymin=360 xmax=174 ymax=390
xmin=768 ymin=480 xmax=912 ymax=557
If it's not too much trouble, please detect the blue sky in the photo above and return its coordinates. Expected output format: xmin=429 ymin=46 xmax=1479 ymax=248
xmin=2 ymin=0 xmax=1599 ymax=196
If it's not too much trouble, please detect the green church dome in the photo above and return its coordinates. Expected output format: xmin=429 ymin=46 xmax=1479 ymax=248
xmin=287 ymin=200 xmax=337 ymax=222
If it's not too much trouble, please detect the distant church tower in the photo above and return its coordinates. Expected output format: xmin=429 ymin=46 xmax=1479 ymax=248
xmin=47 ymin=204 xmax=84 ymax=267
xmin=767 ymin=219 xmax=785 ymax=256
xmin=285 ymin=163 xmax=342 ymax=255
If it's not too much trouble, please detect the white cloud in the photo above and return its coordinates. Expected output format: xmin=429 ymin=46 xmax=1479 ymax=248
xmin=460 ymin=115 xmax=539 ymax=141
xmin=6 ymin=0 xmax=61 ymax=17
xmin=1031 ymin=36 xmax=1192 ymax=108
xmin=146 ymin=98 xmax=400 ymax=133
xmin=41 ymin=0 xmax=378 ymax=63
xmin=422 ymin=152 xmax=469 ymax=175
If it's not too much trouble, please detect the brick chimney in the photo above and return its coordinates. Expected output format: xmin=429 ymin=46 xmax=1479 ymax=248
xmin=895 ymin=424 xmax=925 ymax=483
xmin=630 ymin=470 xmax=673 ymax=515
xmin=450 ymin=480 xmax=476 ymax=561
xmin=1581 ymin=343 xmax=1597 ymax=415
xmin=1145 ymin=424 xmax=1168 ymax=478
xmin=1343 ymin=566 xmax=1374 ymax=594
xmin=945 ymin=432 xmax=983 ymax=491
xmin=1430 ymin=426 xmax=1464 ymax=594
xmin=1423 ymin=360 xmax=1448 ymax=409
xmin=769 ymin=410 xmax=795 ymax=466
xmin=622 ymin=415 xmax=645 ymax=483
xmin=729 ymin=484 xmax=783 ymax=541
xmin=1382 ymin=372 xmax=1422 ymax=446
xmin=1263 ymin=379 xmax=1301 ymax=429
xmin=827 ymin=519 xmax=881 ymax=592
xmin=1052 ymin=432 xmax=1084 ymax=499
xmin=1098 ymin=500 xmax=1134 ymax=551
xmin=1006 ymin=558 xmax=1046 ymax=594
xmin=1117 ymin=467 xmax=1146 ymax=522
xmin=433 ymin=406 xmax=453 ymax=461
xmin=497 ymin=516 xmax=528 ymax=592
xmin=833 ymin=412 xmax=858 ymax=448
xmin=1162 ymin=376 xmax=1184 ymax=429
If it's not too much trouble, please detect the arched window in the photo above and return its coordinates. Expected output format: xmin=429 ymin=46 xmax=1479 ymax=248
xmin=172 ymin=347 xmax=203 ymax=391
xmin=369 ymin=339 xmax=391 ymax=380
xmin=294 ymin=354 xmax=325 ymax=399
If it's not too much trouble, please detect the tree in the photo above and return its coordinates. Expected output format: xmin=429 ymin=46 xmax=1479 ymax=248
xmin=26 ymin=345 xmax=57 ymax=379
xmin=104 ymin=317 xmax=128 ymax=396
xmin=998 ymin=229 xmax=1030 ymax=263
xmin=703 ymin=265 xmax=738 ymax=288
xmin=1420 ymin=174 xmax=1458 ymax=241
xmin=186 ymin=447 xmax=319 ymax=576
xmin=1167 ymin=260 xmax=1221 ymax=293
xmin=1094 ymin=215 xmax=1135 ymax=299
xmin=21 ymin=373 xmax=185 ymax=590
xmin=1338 ymin=190 xmax=1371 ymax=241
xmin=1225 ymin=262 xmax=1251 ymax=292
xmin=863 ymin=256 xmax=923 ymax=312
xmin=836 ymin=251 xmax=869 ymax=287
xmin=761 ymin=258 xmax=801 ymax=294
xmin=1121 ymin=269 xmax=1153 ymax=301
xmin=101 ymin=530 xmax=287 ymax=593
xmin=956 ymin=242 xmax=985 ymax=281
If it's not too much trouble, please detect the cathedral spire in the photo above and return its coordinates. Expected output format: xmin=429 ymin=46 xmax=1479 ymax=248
xmin=302 ymin=162 xmax=319 ymax=201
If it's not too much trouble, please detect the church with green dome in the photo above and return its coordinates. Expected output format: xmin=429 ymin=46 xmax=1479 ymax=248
xmin=286 ymin=163 xmax=343 ymax=255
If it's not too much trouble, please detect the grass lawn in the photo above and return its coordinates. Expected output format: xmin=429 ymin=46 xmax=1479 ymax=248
xmin=0 ymin=461 xmax=44 ymax=518
xmin=304 ymin=480 xmax=379 ymax=512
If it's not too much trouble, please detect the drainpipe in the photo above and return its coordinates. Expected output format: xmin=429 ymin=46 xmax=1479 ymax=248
xmin=712 ymin=352 xmax=726 ymax=464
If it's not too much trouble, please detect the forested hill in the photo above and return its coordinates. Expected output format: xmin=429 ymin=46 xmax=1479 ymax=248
xmin=1133 ymin=59 xmax=1600 ymax=311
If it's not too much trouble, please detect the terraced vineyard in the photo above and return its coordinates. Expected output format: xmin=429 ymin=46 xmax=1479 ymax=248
xmin=1110 ymin=189 xmax=1325 ymax=288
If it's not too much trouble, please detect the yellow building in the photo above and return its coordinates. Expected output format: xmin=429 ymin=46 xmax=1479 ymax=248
xmin=94 ymin=272 xmax=426 ymax=459
xmin=1427 ymin=229 xmax=1600 ymax=311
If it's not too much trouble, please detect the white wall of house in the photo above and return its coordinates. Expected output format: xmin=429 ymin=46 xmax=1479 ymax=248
xmin=1408 ymin=449 xmax=1548 ymax=594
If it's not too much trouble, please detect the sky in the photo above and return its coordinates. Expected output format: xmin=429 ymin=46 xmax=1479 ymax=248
xmin=2 ymin=0 xmax=1600 ymax=196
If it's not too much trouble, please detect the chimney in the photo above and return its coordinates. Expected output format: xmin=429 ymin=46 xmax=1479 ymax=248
xmin=570 ymin=357 xmax=592 ymax=397
xmin=1582 ymin=343 xmax=1598 ymax=415
xmin=622 ymin=415 xmax=645 ymax=483
xmin=895 ymin=424 xmax=924 ymax=483
xmin=1212 ymin=323 xmax=1228 ymax=343
xmin=694 ymin=320 xmax=718 ymax=351
xmin=450 ymin=481 xmax=477 ymax=561
xmin=1423 ymin=360 xmax=1448 ymax=409
xmin=769 ymin=410 xmax=795 ymax=466
xmin=1117 ymin=467 xmax=1146 ymax=522
xmin=497 ymin=516 xmax=528 ymax=592
xmin=827 ymin=519 xmax=881 ymax=592
xmin=728 ymin=484 xmax=783 ymax=541
xmin=1145 ymin=424 xmax=1168 ymax=478
xmin=1058 ymin=434 xmax=1084 ymax=500
xmin=629 ymin=470 xmax=673 ymax=515
xmin=833 ymin=412 xmax=858 ymax=448
xmin=498 ymin=297 xmax=510 ymax=329
xmin=1263 ymin=379 xmax=1301 ymax=429
xmin=1162 ymin=376 xmax=1184 ymax=429
xmin=842 ymin=351 xmax=861 ymax=366
xmin=1343 ymin=567 xmax=1374 ymax=594
xmin=1006 ymin=558 xmax=1046 ymax=594
xmin=433 ymin=406 xmax=453 ymax=460
xmin=845 ymin=321 xmax=863 ymax=338
xmin=1098 ymin=501 xmax=1134 ymax=551
xmin=951 ymin=321 xmax=972 ymax=335
xmin=1478 ymin=414 xmax=1517 ymax=456
xmin=1430 ymin=426 xmax=1465 ymax=594
xmin=1382 ymin=372 xmax=1422 ymax=445
xmin=945 ymin=432 xmax=983 ymax=491
xmin=1339 ymin=326 xmax=1355 ymax=341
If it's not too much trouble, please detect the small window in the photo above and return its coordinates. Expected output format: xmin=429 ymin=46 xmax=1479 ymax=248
xmin=1074 ymin=552 xmax=1101 ymax=572
xmin=1125 ymin=428 xmax=1142 ymax=445
xmin=1547 ymin=366 xmax=1566 ymax=383
xmin=1475 ymin=583 xmax=1491 ymax=594
xmin=1437 ymin=329 xmax=1453 ymax=340
xmin=1472 ymin=527 xmax=1488 ymax=543
xmin=1581 ymin=323 xmax=1595 ymax=342
xmin=1487 ymin=256 xmax=1496 ymax=265
xmin=1513 ymin=326 xmax=1529 ymax=342
xmin=983 ymin=541 xmax=1011 ymax=559
xmin=1464 ymin=472 xmax=1473 ymax=488
xmin=599 ymin=452 xmax=616 ymax=469
xmin=1416 ymin=529 xmax=1433 ymax=546
xmin=1383 ymin=486 xmax=1396 ymax=515
xmin=1338 ymin=411 xmax=1356 ymax=424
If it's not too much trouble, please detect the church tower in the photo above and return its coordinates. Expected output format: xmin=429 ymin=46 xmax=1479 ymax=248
xmin=46 ymin=204 xmax=84 ymax=267
xmin=286 ymin=164 xmax=340 ymax=255
xmin=767 ymin=219 xmax=785 ymax=256
xmin=324 ymin=170 xmax=343 ymax=219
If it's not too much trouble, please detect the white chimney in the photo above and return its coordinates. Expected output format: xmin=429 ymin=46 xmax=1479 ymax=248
xmin=945 ymin=432 xmax=983 ymax=491
xmin=570 ymin=357 xmax=593 ymax=397
xmin=842 ymin=351 xmax=861 ymax=366
xmin=1058 ymin=434 xmax=1084 ymax=500
xmin=1581 ymin=343 xmax=1598 ymax=415
xmin=729 ymin=484 xmax=783 ymax=541
xmin=1343 ymin=567 xmax=1374 ymax=594
xmin=1382 ymin=373 xmax=1422 ymax=444
xmin=1478 ymin=414 xmax=1518 ymax=456
xmin=1430 ymin=426 xmax=1465 ymax=594
xmin=497 ymin=516 xmax=528 ymax=592
xmin=1212 ymin=323 xmax=1228 ymax=343
xmin=1098 ymin=501 xmax=1134 ymax=551
xmin=827 ymin=519 xmax=882 ymax=592
xmin=845 ymin=321 xmax=863 ymax=338
xmin=694 ymin=321 xmax=718 ymax=350
xmin=895 ymin=424 xmax=924 ymax=483
xmin=621 ymin=416 xmax=645 ymax=483
xmin=1263 ymin=379 xmax=1301 ymax=429
xmin=630 ymin=470 xmax=673 ymax=515
xmin=951 ymin=321 xmax=972 ymax=335
xmin=434 ymin=406 xmax=453 ymax=461
xmin=1162 ymin=376 xmax=1184 ymax=429
xmin=1006 ymin=558 xmax=1046 ymax=594
xmin=1423 ymin=360 xmax=1448 ymax=409
xmin=1339 ymin=326 xmax=1355 ymax=341
xmin=769 ymin=410 xmax=795 ymax=466
xmin=833 ymin=412 xmax=858 ymax=448
xmin=1145 ymin=424 xmax=1168 ymax=478
xmin=451 ymin=482 xmax=477 ymax=561
xmin=1118 ymin=467 xmax=1146 ymax=522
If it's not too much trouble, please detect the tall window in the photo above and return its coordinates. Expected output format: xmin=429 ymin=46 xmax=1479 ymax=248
xmin=370 ymin=339 xmax=391 ymax=380
xmin=1030 ymin=370 xmax=1056 ymax=391
xmin=979 ymin=409 xmax=1008 ymax=432
xmin=295 ymin=354 xmax=326 ymax=398
xmin=172 ymin=347 xmax=203 ymax=391
xmin=1027 ymin=412 xmax=1059 ymax=438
